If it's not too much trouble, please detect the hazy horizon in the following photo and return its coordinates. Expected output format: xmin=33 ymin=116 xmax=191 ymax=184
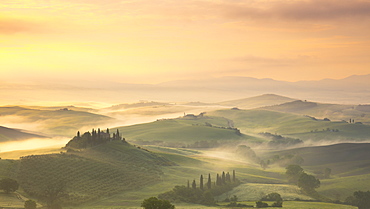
xmin=1 ymin=0 xmax=370 ymax=85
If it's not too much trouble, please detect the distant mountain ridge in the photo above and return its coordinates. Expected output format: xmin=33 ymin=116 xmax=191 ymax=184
xmin=1 ymin=74 xmax=370 ymax=104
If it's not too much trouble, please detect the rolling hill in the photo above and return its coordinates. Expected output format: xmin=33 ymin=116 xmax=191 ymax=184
xmin=262 ymin=143 xmax=370 ymax=201
xmin=262 ymin=100 xmax=370 ymax=125
xmin=208 ymin=108 xmax=370 ymax=142
xmin=16 ymin=140 xmax=174 ymax=206
xmin=219 ymin=94 xmax=296 ymax=109
xmin=0 ymin=106 xmax=116 ymax=137
xmin=0 ymin=126 xmax=46 ymax=142
xmin=115 ymin=114 xmax=260 ymax=147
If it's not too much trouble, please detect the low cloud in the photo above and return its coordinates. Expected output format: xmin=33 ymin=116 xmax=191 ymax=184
xmin=0 ymin=18 xmax=43 ymax=34
xmin=223 ymin=0 xmax=370 ymax=22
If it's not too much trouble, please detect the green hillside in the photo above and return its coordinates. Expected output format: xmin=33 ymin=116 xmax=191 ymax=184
xmin=0 ymin=106 xmax=115 ymax=137
xmin=115 ymin=115 xmax=259 ymax=147
xmin=262 ymin=100 xmax=370 ymax=125
xmin=208 ymin=109 xmax=370 ymax=141
xmin=265 ymin=143 xmax=370 ymax=177
xmin=0 ymin=126 xmax=46 ymax=142
xmin=16 ymin=141 xmax=173 ymax=206
xmin=219 ymin=94 xmax=296 ymax=109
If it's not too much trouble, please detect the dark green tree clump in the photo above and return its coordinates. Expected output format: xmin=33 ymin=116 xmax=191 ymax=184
xmin=65 ymin=128 xmax=125 ymax=149
xmin=285 ymin=165 xmax=304 ymax=184
xmin=297 ymin=173 xmax=320 ymax=192
xmin=260 ymin=192 xmax=283 ymax=207
xmin=260 ymin=132 xmax=303 ymax=148
xmin=346 ymin=190 xmax=370 ymax=209
xmin=141 ymin=197 xmax=175 ymax=209
xmin=285 ymin=165 xmax=320 ymax=194
xmin=159 ymin=170 xmax=240 ymax=206
xmin=0 ymin=178 xmax=19 ymax=193
xmin=24 ymin=199 xmax=37 ymax=209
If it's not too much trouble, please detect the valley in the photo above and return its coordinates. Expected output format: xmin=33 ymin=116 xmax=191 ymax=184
xmin=0 ymin=94 xmax=369 ymax=208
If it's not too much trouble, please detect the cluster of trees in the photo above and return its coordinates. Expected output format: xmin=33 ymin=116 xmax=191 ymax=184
xmin=0 ymin=178 xmax=19 ymax=193
xmin=24 ymin=199 xmax=37 ymax=209
xmin=259 ymin=132 xmax=303 ymax=148
xmin=260 ymin=153 xmax=304 ymax=170
xmin=65 ymin=128 xmax=125 ymax=149
xmin=141 ymin=197 xmax=175 ymax=209
xmin=286 ymin=165 xmax=320 ymax=193
xmin=345 ymin=190 xmax=370 ymax=209
xmin=236 ymin=145 xmax=259 ymax=163
xmin=202 ymin=122 xmax=241 ymax=136
xmin=158 ymin=170 xmax=239 ymax=206
xmin=259 ymin=192 xmax=283 ymax=207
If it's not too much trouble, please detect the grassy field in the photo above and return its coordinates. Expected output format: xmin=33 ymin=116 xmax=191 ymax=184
xmin=115 ymin=116 xmax=261 ymax=147
xmin=318 ymin=174 xmax=370 ymax=201
xmin=208 ymin=108 xmax=370 ymax=142
xmin=215 ymin=183 xmax=313 ymax=201
xmin=0 ymin=192 xmax=25 ymax=208
xmin=16 ymin=141 xmax=172 ymax=206
xmin=0 ymin=142 xmax=368 ymax=208
xmin=217 ymin=201 xmax=356 ymax=209
xmin=262 ymin=100 xmax=370 ymax=125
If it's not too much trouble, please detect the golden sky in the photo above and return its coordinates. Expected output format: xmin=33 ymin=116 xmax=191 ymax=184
xmin=1 ymin=0 xmax=370 ymax=84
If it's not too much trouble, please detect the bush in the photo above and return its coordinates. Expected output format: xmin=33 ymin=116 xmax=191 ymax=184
xmin=0 ymin=178 xmax=19 ymax=193
xmin=256 ymin=201 xmax=269 ymax=208
xmin=141 ymin=197 xmax=175 ymax=209
xmin=24 ymin=199 xmax=37 ymax=209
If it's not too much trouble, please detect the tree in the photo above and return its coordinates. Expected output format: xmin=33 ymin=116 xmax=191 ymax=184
xmin=141 ymin=197 xmax=175 ymax=209
xmin=297 ymin=173 xmax=320 ymax=192
xmin=324 ymin=168 xmax=331 ymax=179
xmin=42 ymin=181 xmax=66 ymax=209
xmin=192 ymin=180 xmax=196 ymax=189
xmin=232 ymin=170 xmax=236 ymax=182
xmin=216 ymin=174 xmax=220 ymax=186
xmin=222 ymin=171 xmax=226 ymax=184
xmin=207 ymin=173 xmax=211 ymax=189
xmin=0 ymin=178 xmax=19 ymax=193
xmin=285 ymin=165 xmax=304 ymax=184
xmin=200 ymin=175 xmax=203 ymax=190
xmin=261 ymin=192 xmax=283 ymax=207
xmin=261 ymin=192 xmax=282 ymax=201
xmin=347 ymin=191 xmax=370 ymax=209
xmin=24 ymin=199 xmax=37 ymax=209
xmin=256 ymin=201 xmax=268 ymax=208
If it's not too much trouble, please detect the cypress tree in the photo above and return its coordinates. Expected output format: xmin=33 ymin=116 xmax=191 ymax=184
xmin=226 ymin=172 xmax=231 ymax=182
xmin=77 ymin=131 xmax=80 ymax=138
xmin=216 ymin=174 xmax=220 ymax=186
xmin=207 ymin=173 xmax=211 ymax=189
xmin=192 ymin=180 xmax=196 ymax=189
xmin=233 ymin=170 xmax=236 ymax=182
xmin=222 ymin=171 xmax=226 ymax=184
xmin=200 ymin=175 xmax=204 ymax=190
xmin=116 ymin=129 xmax=120 ymax=140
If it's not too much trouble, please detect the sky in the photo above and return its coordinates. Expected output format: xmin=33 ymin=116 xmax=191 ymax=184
xmin=1 ymin=0 xmax=370 ymax=84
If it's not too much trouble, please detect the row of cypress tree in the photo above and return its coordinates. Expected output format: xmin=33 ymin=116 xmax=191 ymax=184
xmin=188 ymin=170 xmax=237 ymax=190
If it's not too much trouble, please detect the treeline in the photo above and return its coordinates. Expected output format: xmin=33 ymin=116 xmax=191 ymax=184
xmin=259 ymin=132 xmax=303 ymax=147
xmin=158 ymin=170 xmax=240 ymax=206
xmin=65 ymin=128 xmax=125 ymax=149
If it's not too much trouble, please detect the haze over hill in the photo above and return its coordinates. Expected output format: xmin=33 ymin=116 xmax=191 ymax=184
xmin=1 ymin=74 xmax=370 ymax=106
xmin=0 ymin=126 xmax=46 ymax=142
